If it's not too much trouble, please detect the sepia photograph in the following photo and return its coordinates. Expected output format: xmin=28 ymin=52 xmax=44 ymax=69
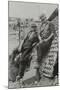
xmin=8 ymin=1 xmax=59 ymax=88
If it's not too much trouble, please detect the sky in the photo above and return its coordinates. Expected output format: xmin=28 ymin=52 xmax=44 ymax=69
xmin=9 ymin=1 xmax=58 ymax=20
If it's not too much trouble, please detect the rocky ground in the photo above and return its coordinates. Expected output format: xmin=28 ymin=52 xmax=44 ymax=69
xmin=8 ymin=76 xmax=58 ymax=89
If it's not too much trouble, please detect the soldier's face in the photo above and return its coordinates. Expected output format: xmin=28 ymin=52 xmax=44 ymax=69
xmin=31 ymin=27 xmax=34 ymax=31
xmin=37 ymin=28 xmax=40 ymax=34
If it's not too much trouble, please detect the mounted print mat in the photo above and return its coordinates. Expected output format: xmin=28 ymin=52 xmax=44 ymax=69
xmin=8 ymin=1 xmax=59 ymax=88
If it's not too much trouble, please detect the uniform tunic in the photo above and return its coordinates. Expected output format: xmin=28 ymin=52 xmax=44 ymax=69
xmin=20 ymin=30 xmax=39 ymax=61
xmin=18 ymin=30 xmax=39 ymax=78
xmin=37 ymin=21 xmax=55 ymax=62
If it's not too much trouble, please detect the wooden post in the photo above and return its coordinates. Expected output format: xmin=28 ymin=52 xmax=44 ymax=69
xmin=17 ymin=18 xmax=21 ymax=48
xmin=19 ymin=26 xmax=20 ymax=47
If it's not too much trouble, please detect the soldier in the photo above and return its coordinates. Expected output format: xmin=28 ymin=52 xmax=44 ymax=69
xmin=37 ymin=14 xmax=55 ymax=75
xmin=29 ymin=14 xmax=55 ymax=81
xmin=16 ymin=23 xmax=41 ymax=81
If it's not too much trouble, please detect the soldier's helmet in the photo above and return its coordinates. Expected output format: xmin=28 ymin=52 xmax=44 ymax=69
xmin=39 ymin=14 xmax=47 ymax=22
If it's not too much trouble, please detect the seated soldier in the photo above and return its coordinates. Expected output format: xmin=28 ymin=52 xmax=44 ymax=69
xmin=37 ymin=14 xmax=55 ymax=74
xmin=29 ymin=14 xmax=55 ymax=81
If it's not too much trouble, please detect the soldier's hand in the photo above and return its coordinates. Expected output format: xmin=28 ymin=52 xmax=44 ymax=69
xmin=14 ymin=53 xmax=21 ymax=62
xmin=16 ymin=75 xmax=20 ymax=81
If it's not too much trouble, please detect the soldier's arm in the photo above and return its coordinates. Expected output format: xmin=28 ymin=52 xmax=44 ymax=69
xmin=43 ymin=23 xmax=55 ymax=42
xmin=18 ymin=39 xmax=24 ymax=51
xmin=38 ymin=34 xmax=42 ymax=42
xmin=43 ymin=32 xmax=54 ymax=42
xmin=14 ymin=53 xmax=21 ymax=62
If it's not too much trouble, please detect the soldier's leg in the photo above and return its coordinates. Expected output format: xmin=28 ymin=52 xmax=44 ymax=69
xmin=18 ymin=61 xmax=27 ymax=79
xmin=30 ymin=46 xmax=38 ymax=69
xmin=30 ymin=46 xmax=40 ymax=81
xmin=17 ymin=51 xmax=30 ymax=80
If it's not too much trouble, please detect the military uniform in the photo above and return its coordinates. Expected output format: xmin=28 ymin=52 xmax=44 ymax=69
xmin=18 ymin=28 xmax=39 ymax=78
xmin=37 ymin=21 xmax=55 ymax=64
